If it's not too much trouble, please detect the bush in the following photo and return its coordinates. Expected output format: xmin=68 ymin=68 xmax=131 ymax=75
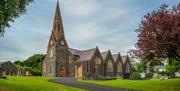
xmin=32 ymin=69 xmax=42 ymax=76
xmin=157 ymin=71 xmax=168 ymax=76
xmin=131 ymin=72 xmax=141 ymax=80
xmin=145 ymin=73 xmax=153 ymax=79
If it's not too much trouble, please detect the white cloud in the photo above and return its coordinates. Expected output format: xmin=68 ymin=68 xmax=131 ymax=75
xmin=62 ymin=0 xmax=99 ymax=17
xmin=102 ymin=7 xmax=141 ymax=22
xmin=67 ymin=22 xmax=105 ymax=45
xmin=95 ymin=31 xmax=137 ymax=55
xmin=2 ymin=0 xmax=176 ymax=62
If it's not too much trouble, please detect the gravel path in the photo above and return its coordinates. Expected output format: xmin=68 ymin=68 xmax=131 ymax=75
xmin=49 ymin=77 xmax=135 ymax=91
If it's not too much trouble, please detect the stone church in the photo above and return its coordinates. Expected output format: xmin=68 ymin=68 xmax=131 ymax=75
xmin=42 ymin=1 xmax=132 ymax=79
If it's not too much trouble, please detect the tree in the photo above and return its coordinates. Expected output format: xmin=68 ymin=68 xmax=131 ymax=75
xmin=24 ymin=54 xmax=46 ymax=71
xmin=14 ymin=54 xmax=46 ymax=76
xmin=166 ymin=59 xmax=180 ymax=74
xmin=135 ymin=60 xmax=147 ymax=73
xmin=0 ymin=0 xmax=34 ymax=36
xmin=131 ymin=4 xmax=180 ymax=62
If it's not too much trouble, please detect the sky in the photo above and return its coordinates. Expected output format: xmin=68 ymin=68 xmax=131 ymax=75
xmin=0 ymin=0 xmax=179 ymax=62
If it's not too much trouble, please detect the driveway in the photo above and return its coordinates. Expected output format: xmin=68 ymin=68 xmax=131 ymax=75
xmin=49 ymin=77 xmax=135 ymax=91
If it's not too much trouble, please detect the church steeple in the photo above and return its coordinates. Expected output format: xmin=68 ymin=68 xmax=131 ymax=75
xmin=53 ymin=0 xmax=63 ymax=32
xmin=49 ymin=0 xmax=68 ymax=47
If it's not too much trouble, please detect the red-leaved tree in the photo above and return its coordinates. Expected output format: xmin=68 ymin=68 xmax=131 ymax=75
xmin=131 ymin=4 xmax=180 ymax=62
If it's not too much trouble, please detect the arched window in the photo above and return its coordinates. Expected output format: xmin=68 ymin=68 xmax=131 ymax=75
xmin=117 ymin=62 xmax=122 ymax=73
xmin=125 ymin=63 xmax=130 ymax=73
xmin=49 ymin=49 xmax=53 ymax=57
xmin=95 ymin=57 xmax=101 ymax=65
xmin=107 ymin=60 xmax=113 ymax=72
xmin=94 ymin=57 xmax=101 ymax=73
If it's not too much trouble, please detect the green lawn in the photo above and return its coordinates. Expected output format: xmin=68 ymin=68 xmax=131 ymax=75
xmin=0 ymin=76 xmax=86 ymax=91
xmin=78 ymin=78 xmax=180 ymax=91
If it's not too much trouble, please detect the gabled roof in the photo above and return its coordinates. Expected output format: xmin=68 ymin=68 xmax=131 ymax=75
xmin=121 ymin=56 xmax=127 ymax=63
xmin=112 ymin=54 xmax=119 ymax=61
xmin=0 ymin=62 xmax=3 ymax=65
xmin=0 ymin=62 xmax=3 ymax=67
xmin=77 ymin=48 xmax=96 ymax=62
xmin=101 ymin=51 xmax=108 ymax=60
xmin=121 ymin=55 xmax=131 ymax=65
xmin=0 ymin=61 xmax=10 ymax=65
xmin=68 ymin=48 xmax=96 ymax=62
xmin=0 ymin=61 xmax=12 ymax=67
xmin=68 ymin=48 xmax=81 ymax=55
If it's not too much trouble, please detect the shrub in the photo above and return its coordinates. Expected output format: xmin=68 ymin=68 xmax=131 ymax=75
xmin=145 ymin=72 xmax=153 ymax=79
xmin=131 ymin=72 xmax=141 ymax=80
xmin=32 ymin=69 xmax=42 ymax=76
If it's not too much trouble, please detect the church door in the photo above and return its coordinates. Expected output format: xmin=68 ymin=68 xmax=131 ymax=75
xmin=59 ymin=67 xmax=64 ymax=77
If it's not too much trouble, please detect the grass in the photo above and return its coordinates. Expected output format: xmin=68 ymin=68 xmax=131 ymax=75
xmin=0 ymin=76 xmax=86 ymax=91
xmin=78 ymin=78 xmax=180 ymax=91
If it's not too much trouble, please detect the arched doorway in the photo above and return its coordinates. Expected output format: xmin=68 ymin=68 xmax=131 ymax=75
xmin=59 ymin=66 xmax=64 ymax=77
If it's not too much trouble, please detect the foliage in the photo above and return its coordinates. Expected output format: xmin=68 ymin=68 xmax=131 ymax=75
xmin=14 ymin=60 xmax=26 ymax=69
xmin=131 ymin=72 xmax=141 ymax=80
xmin=131 ymin=3 xmax=180 ymax=62
xmin=148 ymin=59 xmax=162 ymax=67
xmin=145 ymin=73 xmax=153 ymax=79
xmin=31 ymin=69 xmax=42 ymax=76
xmin=79 ymin=78 xmax=180 ymax=91
xmin=24 ymin=54 xmax=46 ymax=71
xmin=14 ymin=54 xmax=46 ymax=76
xmin=0 ymin=76 xmax=86 ymax=91
xmin=137 ymin=61 xmax=147 ymax=72
xmin=166 ymin=59 xmax=180 ymax=74
xmin=0 ymin=0 xmax=34 ymax=36
xmin=157 ymin=71 xmax=168 ymax=76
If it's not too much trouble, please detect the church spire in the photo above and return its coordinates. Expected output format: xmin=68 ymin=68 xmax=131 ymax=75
xmin=49 ymin=0 xmax=69 ymax=47
xmin=54 ymin=0 xmax=63 ymax=30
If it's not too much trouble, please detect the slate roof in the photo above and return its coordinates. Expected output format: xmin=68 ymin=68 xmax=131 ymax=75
xmin=0 ymin=62 xmax=6 ymax=65
xmin=68 ymin=48 xmax=96 ymax=62
xmin=68 ymin=48 xmax=81 ymax=55
xmin=121 ymin=56 xmax=127 ymax=63
xmin=0 ymin=62 xmax=3 ymax=67
xmin=112 ymin=54 xmax=119 ymax=61
xmin=101 ymin=51 xmax=108 ymax=60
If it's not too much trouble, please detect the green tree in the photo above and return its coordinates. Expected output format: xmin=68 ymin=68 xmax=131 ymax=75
xmin=133 ymin=60 xmax=147 ymax=73
xmin=0 ymin=0 xmax=34 ymax=36
xmin=14 ymin=54 xmax=46 ymax=76
xmin=166 ymin=59 xmax=180 ymax=74
xmin=24 ymin=54 xmax=46 ymax=72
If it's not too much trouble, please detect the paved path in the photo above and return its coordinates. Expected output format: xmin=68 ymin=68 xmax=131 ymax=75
xmin=49 ymin=77 xmax=135 ymax=91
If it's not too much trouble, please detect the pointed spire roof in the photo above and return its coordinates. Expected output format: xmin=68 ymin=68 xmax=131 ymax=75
xmin=48 ymin=0 xmax=69 ymax=47
xmin=54 ymin=0 xmax=62 ymax=28
xmin=52 ymin=0 xmax=65 ymax=40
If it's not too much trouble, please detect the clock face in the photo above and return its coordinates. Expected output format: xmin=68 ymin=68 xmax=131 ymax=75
xmin=60 ymin=40 xmax=65 ymax=45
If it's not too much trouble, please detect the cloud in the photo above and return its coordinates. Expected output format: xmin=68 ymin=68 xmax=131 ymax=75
xmin=96 ymin=31 xmax=137 ymax=55
xmin=1 ymin=0 xmax=179 ymax=62
xmin=62 ymin=0 xmax=99 ymax=18
xmin=67 ymin=22 xmax=105 ymax=44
